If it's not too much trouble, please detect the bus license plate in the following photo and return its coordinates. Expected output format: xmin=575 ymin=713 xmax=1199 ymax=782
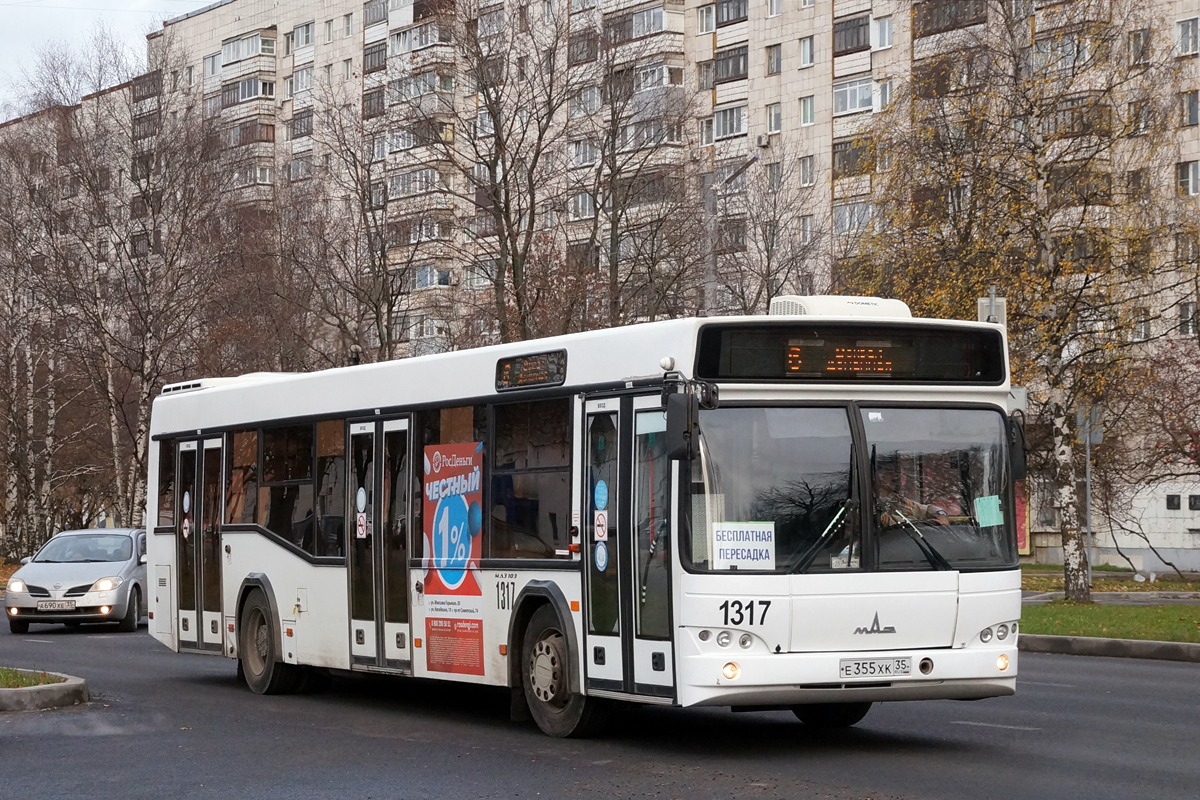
xmin=36 ymin=600 xmax=75 ymax=611
xmin=839 ymin=657 xmax=911 ymax=679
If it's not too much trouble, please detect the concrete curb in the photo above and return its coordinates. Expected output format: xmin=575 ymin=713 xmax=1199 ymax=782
xmin=1022 ymin=592 xmax=1200 ymax=605
xmin=0 ymin=670 xmax=90 ymax=711
xmin=1018 ymin=634 xmax=1200 ymax=663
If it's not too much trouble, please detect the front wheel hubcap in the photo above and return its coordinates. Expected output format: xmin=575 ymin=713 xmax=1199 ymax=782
xmin=530 ymin=633 xmax=567 ymax=707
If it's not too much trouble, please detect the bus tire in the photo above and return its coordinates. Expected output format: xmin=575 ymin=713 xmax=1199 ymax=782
xmin=521 ymin=604 xmax=607 ymax=738
xmin=238 ymin=589 xmax=299 ymax=695
xmin=792 ymin=701 xmax=873 ymax=728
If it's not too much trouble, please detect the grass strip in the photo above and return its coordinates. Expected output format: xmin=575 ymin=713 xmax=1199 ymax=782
xmin=1021 ymin=603 xmax=1200 ymax=643
xmin=0 ymin=667 xmax=64 ymax=689
xmin=1022 ymin=575 xmax=1199 ymax=593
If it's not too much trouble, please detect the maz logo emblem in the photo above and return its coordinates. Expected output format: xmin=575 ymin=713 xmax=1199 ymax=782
xmin=854 ymin=612 xmax=896 ymax=635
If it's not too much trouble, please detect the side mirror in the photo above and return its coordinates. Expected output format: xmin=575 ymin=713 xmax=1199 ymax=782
xmin=1008 ymin=414 xmax=1028 ymax=481
xmin=139 ymin=554 xmax=148 ymax=565
xmin=665 ymin=390 xmax=697 ymax=461
xmin=20 ymin=556 xmax=31 ymax=565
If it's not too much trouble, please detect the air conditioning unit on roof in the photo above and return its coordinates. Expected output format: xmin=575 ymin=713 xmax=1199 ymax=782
xmin=768 ymin=295 xmax=912 ymax=318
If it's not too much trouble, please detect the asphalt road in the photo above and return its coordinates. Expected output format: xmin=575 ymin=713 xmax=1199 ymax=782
xmin=1 ymin=623 xmax=1197 ymax=800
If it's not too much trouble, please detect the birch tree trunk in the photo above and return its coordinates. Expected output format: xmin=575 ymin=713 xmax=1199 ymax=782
xmin=1051 ymin=385 xmax=1091 ymax=602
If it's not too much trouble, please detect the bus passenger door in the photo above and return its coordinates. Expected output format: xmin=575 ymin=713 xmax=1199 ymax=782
xmin=177 ymin=437 xmax=223 ymax=653
xmin=348 ymin=419 xmax=413 ymax=671
xmin=582 ymin=396 xmax=675 ymax=701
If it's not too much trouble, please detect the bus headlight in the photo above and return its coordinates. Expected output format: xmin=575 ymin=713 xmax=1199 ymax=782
xmin=996 ymin=623 xmax=1009 ymax=641
xmin=996 ymin=654 xmax=1010 ymax=671
xmin=979 ymin=627 xmax=993 ymax=643
xmin=738 ymin=634 xmax=753 ymax=649
xmin=721 ymin=662 xmax=741 ymax=680
xmin=716 ymin=631 xmax=732 ymax=647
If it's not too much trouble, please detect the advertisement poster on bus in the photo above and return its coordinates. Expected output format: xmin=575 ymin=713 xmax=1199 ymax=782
xmin=422 ymin=442 xmax=485 ymax=676
xmin=1015 ymin=482 xmax=1030 ymax=556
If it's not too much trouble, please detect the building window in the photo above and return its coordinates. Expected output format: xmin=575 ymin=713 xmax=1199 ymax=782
xmin=769 ymin=0 xmax=782 ymax=16
xmin=799 ymin=94 xmax=815 ymax=125
xmin=1183 ymin=90 xmax=1199 ymax=126
xmin=799 ymin=35 xmax=814 ymax=67
xmin=697 ymin=4 xmax=715 ymax=33
xmin=801 ymin=0 xmax=813 ymax=5
xmin=833 ymin=77 xmax=872 ymax=115
xmin=799 ymin=214 xmax=814 ymax=243
xmin=572 ymin=139 xmax=598 ymax=166
xmin=1179 ymin=18 xmax=1199 ymax=56
xmin=698 ymin=60 xmax=714 ymax=89
xmin=833 ymin=16 xmax=869 ymax=56
xmin=344 ymin=13 xmax=354 ymax=36
xmin=467 ymin=259 xmax=494 ymax=290
xmin=291 ymin=110 xmax=314 ymax=139
xmin=766 ymin=44 xmax=781 ymax=75
xmin=700 ymin=117 xmax=714 ymax=145
xmin=569 ymin=86 xmax=601 ymax=117
xmin=766 ymin=102 xmax=781 ymax=133
xmin=1132 ymin=308 xmax=1151 ymax=340
xmin=1178 ymin=161 xmax=1199 ymax=195
xmin=1128 ymin=28 xmax=1150 ymax=66
xmin=833 ymin=200 xmax=871 ymax=234
xmin=832 ymin=139 xmax=871 ymax=179
xmin=365 ymin=0 xmax=387 ymax=26
xmin=914 ymin=0 xmax=987 ymax=39
xmin=571 ymin=0 xmax=597 ymax=12
xmin=325 ymin=20 xmax=334 ymax=42
xmin=799 ymin=154 xmax=815 ymax=186
xmin=715 ymin=0 xmax=747 ymax=27
xmin=875 ymin=16 xmax=893 ymax=49
xmin=363 ymin=87 xmax=385 ymax=118
xmin=203 ymin=53 xmax=221 ymax=77
xmin=1191 ymin=495 xmax=1200 ymax=511
xmin=766 ymin=161 xmax=783 ymax=189
xmin=569 ymin=32 xmax=598 ymax=65
xmin=715 ymin=45 xmax=748 ymax=83
xmin=1181 ymin=301 xmax=1198 ymax=335
xmin=713 ymin=105 xmax=746 ymax=138
xmin=415 ymin=265 xmax=451 ymax=288
xmin=364 ymin=42 xmax=387 ymax=73
xmin=1167 ymin=494 xmax=1181 ymax=510
xmin=570 ymin=191 xmax=595 ymax=219
xmin=294 ymin=21 xmax=315 ymax=47
xmin=877 ymin=78 xmax=892 ymax=109
xmin=633 ymin=6 xmax=664 ymax=37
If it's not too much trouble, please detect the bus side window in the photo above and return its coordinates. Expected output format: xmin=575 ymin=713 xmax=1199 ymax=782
xmin=490 ymin=400 xmax=571 ymax=560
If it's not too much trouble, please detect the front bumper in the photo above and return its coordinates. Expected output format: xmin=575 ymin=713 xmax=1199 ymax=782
xmin=6 ymin=590 xmax=131 ymax=625
xmin=677 ymin=640 xmax=1018 ymax=707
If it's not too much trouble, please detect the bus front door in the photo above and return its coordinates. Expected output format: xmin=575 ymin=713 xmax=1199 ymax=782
xmin=582 ymin=396 xmax=675 ymax=701
xmin=176 ymin=437 xmax=223 ymax=653
xmin=348 ymin=419 xmax=413 ymax=671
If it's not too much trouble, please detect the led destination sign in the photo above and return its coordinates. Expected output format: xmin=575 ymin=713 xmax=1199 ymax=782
xmin=698 ymin=324 xmax=1005 ymax=384
xmin=495 ymin=350 xmax=568 ymax=391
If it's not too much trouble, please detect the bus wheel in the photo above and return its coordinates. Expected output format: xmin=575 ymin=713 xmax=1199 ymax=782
xmin=792 ymin=702 xmax=873 ymax=728
xmin=238 ymin=590 xmax=299 ymax=695
xmin=521 ymin=605 xmax=607 ymax=738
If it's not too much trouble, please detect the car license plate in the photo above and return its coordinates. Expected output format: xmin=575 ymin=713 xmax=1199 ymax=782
xmin=36 ymin=600 xmax=75 ymax=612
xmin=839 ymin=657 xmax=911 ymax=679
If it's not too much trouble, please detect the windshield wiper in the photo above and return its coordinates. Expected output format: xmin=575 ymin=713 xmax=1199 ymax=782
xmin=36 ymin=559 xmax=60 ymax=563
xmin=891 ymin=509 xmax=953 ymax=571
xmin=794 ymin=499 xmax=855 ymax=572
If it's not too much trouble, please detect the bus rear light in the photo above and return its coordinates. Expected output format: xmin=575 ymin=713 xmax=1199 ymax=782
xmin=721 ymin=662 xmax=740 ymax=680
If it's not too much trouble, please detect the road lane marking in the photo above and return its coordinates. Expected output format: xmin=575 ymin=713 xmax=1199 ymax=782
xmin=952 ymin=721 xmax=1041 ymax=731
xmin=23 ymin=639 xmax=54 ymax=643
xmin=1019 ymin=680 xmax=1076 ymax=688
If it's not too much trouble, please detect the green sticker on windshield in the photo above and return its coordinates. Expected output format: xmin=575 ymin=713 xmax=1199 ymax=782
xmin=974 ymin=495 xmax=1003 ymax=528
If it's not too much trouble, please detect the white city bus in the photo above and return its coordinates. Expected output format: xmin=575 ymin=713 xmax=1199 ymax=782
xmin=146 ymin=296 xmax=1024 ymax=736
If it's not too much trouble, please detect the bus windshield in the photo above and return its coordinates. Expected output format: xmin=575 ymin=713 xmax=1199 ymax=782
xmin=863 ymin=407 xmax=1016 ymax=571
xmin=685 ymin=405 xmax=1017 ymax=573
xmin=687 ymin=407 xmax=859 ymax=574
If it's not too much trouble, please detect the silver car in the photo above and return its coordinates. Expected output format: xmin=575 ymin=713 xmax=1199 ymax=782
xmin=5 ymin=528 xmax=147 ymax=634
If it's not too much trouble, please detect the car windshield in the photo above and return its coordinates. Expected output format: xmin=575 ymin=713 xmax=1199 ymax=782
xmin=35 ymin=533 xmax=133 ymax=563
xmin=863 ymin=407 xmax=1016 ymax=571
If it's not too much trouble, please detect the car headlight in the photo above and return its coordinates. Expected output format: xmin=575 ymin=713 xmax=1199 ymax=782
xmin=7 ymin=579 xmax=25 ymax=593
xmin=90 ymin=577 xmax=124 ymax=593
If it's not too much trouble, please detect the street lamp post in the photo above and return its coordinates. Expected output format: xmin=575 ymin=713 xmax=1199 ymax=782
xmin=701 ymin=154 xmax=759 ymax=317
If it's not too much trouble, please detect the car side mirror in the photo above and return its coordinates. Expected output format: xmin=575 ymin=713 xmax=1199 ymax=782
xmin=20 ymin=556 xmax=31 ymax=565
xmin=139 ymin=554 xmax=148 ymax=565
xmin=1008 ymin=414 xmax=1028 ymax=482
